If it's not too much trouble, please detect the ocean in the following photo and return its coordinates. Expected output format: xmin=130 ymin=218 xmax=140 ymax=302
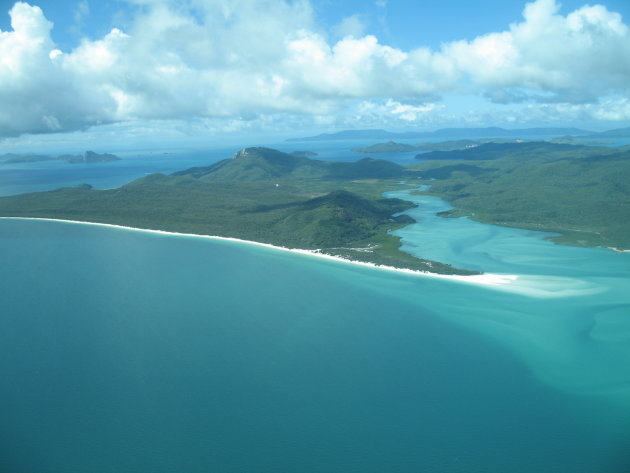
xmin=0 ymin=142 xmax=629 ymax=472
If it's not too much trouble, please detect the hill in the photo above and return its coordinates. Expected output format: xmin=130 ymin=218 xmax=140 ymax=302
xmin=0 ymin=147 xmax=471 ymax=275
xmin=353 ymin=141 xmax=418 ymax=153
xmin=173 ymin=147 xmax=405 ymax=180
xmin=410 ymin=143 xmax=630 ymax=249
xmin=415 ymin=141 xmax=596 ymax=161
xmin=354 ymin=139 xmax=527 ymax=154
xmin=586 ymin=127 xmax=630 ymax=138
xmin=60 ymin=151 xmax=120 ymax=163
xmin=289 ymin=127 xmax=593 ymax=142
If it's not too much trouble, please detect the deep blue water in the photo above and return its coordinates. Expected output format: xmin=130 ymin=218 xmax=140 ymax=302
xmin=1 ymin=141 xmax=630 ymax=472
xmin=1 ymin=219 xmax=629 ymax=473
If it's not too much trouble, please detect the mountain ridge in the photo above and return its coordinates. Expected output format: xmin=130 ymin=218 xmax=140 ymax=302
xmin=288 ymin=127 xmax=593 ymax=142
xmin=173 ymin=147 xmax=405 ymax=180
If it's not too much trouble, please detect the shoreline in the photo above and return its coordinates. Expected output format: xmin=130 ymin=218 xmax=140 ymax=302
xmin=0 ymin=216 xmax=520 ymax=289
xmin=608 ymin=247 xmax=630 ymax=253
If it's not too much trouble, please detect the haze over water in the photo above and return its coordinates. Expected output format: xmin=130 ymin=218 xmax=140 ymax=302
xmin=1 ymin=182 xmax=629 ymax=472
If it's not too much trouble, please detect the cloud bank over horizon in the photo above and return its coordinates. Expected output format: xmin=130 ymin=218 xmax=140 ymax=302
xmin=1 ymin=0 xmax=630 ymax=138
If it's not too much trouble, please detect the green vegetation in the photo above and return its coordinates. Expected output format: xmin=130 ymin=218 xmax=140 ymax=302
xmin=408 ymin=142 xmax=630 ymax=249
xmin=3 ymin=140 xmax=627 ymax=274
xmin=174 ymin=147 xmax=405 ymax=181
xmin=353 ymin=141 xmax=418 ymax=153
xmin=289 ymin=150 xmax=318 ymax=157
xmin=0 ymin=147 xmax=475 ymax=275
xmin=354 ymin=139 xmax=524 ymax=154
xmin=416 ymin=141 xmax=580 ymax=161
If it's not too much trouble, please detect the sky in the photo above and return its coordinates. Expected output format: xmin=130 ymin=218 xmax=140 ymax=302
xmin=1 ymin=0 xmax=630 ymax=148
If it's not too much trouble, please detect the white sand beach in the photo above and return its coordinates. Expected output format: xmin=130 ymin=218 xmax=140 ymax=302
xmin=1 ymin=216 xmax=523 ymax=289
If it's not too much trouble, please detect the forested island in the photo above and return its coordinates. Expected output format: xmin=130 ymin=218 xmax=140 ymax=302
xmin=289 ymin=126 xmax=593 ymax=142
xmin=352 ymin=137 xmax=601 ymax=154
xmin=0 ymin=151 xmax=120 ymax=164
xmin=409 ymin=141 xmax=630 ymax=249
xmin=0 ymin=147 xmax=473 ymax=275
xmin=0 ymin=141 xmax=627 ymax=274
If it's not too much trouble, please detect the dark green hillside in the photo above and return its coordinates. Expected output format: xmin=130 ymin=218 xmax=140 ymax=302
xmin=0 ymin=148 xmax=472 ymax=275
xmin=354 ymin=139 xmax=522 ymax=154
xmin=173 ymin=147 xmax=320 ymax=180
xmin=174 ymin=147 xmax=405 ymax=181
xmin=325 ymin=158 xmax=404 ymax=179
xmin=290 ymin=150 xmax=318 ymax=157
xmin=353 ymin=141 xmax=417 ymax=153
xmin=249 ymin=190 xmax=411 ymax=248
xmin=411 ymin=145 xmax=630 ymax=249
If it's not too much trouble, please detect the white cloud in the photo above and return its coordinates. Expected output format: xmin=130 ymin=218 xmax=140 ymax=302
xmin=0 ymin=2 xmax=114 ymax=135
xmin=332 ymin=15 xmax=366 ymax=39
xmin=367 ymin=99 xmax=442 ymax=122
xmin=0 ymin=0 xmax=630 ymax=137
xmin=445 ymin=0 xmax=630 ymax=102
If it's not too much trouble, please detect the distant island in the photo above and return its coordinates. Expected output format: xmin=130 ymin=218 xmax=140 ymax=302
xmin=584 ymin=126 xmax=630 ymax=138
xmin=288 ymin=127 xmax=593 ymax=142
xmin=290 ymin=150 xmax=318 ymax=157
xmin=353 ymin=139 xmax=525 ymax=154
xmin=0 ymin=150 xmax=120 ymax=164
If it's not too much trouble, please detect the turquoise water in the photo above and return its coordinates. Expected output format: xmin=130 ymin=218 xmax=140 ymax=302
xmin=390 ymin=189 xmax=630 ymax=402
xmin=1 ymin=202 xmax=630 ymax=472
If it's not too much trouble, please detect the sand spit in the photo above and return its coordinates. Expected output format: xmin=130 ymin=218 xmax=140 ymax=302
xmin=0 ymin=216 xmax=525 ymax=290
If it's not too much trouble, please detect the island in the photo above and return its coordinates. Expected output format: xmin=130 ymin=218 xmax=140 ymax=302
xmin=409 ymin=141 xmax=630 ymax=249
xmin=351 ymin=137 xmax=606 ymax=154
xmin=353 ymin=139 xmax=523 ymax=154
xmin=290 ymin=150 xmax=318 ymax=157
xmin=0 ymin=150 xmax=121 ymax=164
xmin=0 ymin=142 xmax=627 ymax=274
xmin=0 ymin=147 xmax=475 ymax=275
xmin=288 ymin=126 xmax=592 ymax=142
xmin=59 ymin=151 xmax=121 ymax=163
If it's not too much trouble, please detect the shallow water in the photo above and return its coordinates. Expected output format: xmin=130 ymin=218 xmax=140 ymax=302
xmin=390 ymin=189 xmax=630 ymax=402
xmin=1 ymin=142 xmax=630 ymax=472
xmin=1 ymin=212 xmax=629 ymax=472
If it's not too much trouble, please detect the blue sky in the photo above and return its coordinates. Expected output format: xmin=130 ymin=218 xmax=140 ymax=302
xmin=1 ymin=0 xmax=630 ymax=148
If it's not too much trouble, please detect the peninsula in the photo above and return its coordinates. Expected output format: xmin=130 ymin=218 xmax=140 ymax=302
xmin=0 ymin=141 xmax=627 ymax=274
xmin=0 ymin=147 xmax=475 ymax=275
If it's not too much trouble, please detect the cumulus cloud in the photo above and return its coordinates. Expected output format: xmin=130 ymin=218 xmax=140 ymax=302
xmin=446 ymin=0 xmax=630 ymax=102
xmin=0 ymin=2 xmax=114 ymax=135
xmin=0 ymin=0 xmax=629 ymax=137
